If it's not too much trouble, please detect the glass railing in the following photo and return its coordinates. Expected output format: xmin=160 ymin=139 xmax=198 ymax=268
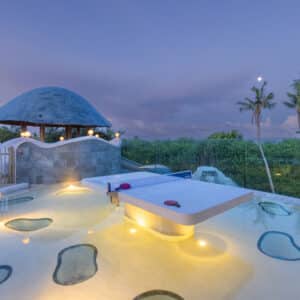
xmin=121 ymin=138 xmax=300 ymax=198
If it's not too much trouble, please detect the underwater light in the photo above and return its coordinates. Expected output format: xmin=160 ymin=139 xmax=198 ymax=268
xmin=129 ymin=228 xmax=137 ymax=234
xmin=137 ymin=218 xmax=146 ymax=227
xmin=22 ymin=237 xmax=30 ymax=245
xmin=67 ymin=184 xmax=76 ymax=191
xmin=197 ymin=239 xmax=207 ymax=247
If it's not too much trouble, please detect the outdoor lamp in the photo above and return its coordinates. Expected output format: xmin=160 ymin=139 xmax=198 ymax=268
xmin=21 ymin=131 xmax=31 ymax=138
xmin=87 ymin=129 xmax=94 ymax=136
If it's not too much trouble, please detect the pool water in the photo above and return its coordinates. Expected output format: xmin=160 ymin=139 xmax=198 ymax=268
xmin=0 ymin=184 xmax=299 ymax=300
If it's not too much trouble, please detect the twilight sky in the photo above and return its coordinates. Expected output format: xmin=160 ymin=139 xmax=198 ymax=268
xmin=0 ymin=0 xmax=300 ymax=139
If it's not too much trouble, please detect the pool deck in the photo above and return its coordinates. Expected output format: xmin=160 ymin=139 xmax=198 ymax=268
xmin=0 ymin=181 xmax=299 ymax=300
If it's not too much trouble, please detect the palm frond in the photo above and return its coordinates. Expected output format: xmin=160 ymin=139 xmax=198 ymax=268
xmin=260 ymin=81 xmax=267 ymax=97
xmin=264 ymin=102 xmax=276 ymax=109
xmin=287 ymin=93 xmax=298 ymax=104
xmin=251 ymin=86 xmax=260 ymax=100
xmin=237 ymin=100 xmax=255 ymax=111
xmin=238 ymin=80 xmax=275 ymax=123
xmin=291 ymin=79 xmax=300 ymax=89
xmin=265 ymin=92 xmax=274 ymax=101
xmin=283 ymin=101 xmax=296 ymax=108
xmin=244 ymin=97 xmax=256 ymax=105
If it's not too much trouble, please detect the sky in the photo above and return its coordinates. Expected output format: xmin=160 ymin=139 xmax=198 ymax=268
xmin=0 ymin=0 xmax=300 ymax=139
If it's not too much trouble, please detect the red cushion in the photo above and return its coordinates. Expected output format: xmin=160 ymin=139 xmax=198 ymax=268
xmin=164 ymin=200 xmax=180 ymax=207
xmin=118 ymin=183 xmax=131 ymax=190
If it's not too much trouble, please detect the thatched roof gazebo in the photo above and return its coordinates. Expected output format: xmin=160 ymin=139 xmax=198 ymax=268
xmin=0 ymin=86 xmax=111 ymax=141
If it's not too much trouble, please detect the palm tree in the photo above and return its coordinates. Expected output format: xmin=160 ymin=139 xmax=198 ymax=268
xmin=237 ymin=80 xmax=276 ymax=193
xmin=284 ymin=80 xmax=300 ymax=129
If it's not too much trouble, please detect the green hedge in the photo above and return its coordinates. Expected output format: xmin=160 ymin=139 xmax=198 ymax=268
xmin=121 ymin=138 xmax=300 ymax=198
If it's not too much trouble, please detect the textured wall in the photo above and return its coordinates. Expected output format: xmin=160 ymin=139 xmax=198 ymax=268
xmin=16 ymin=139 xmax=121 ymax=184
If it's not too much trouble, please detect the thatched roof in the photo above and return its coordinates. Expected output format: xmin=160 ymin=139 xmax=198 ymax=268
xmin=0 ymin=87 xmax=111 ymax=127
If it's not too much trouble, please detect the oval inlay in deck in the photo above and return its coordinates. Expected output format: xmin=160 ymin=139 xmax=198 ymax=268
xmin=258 ymin=201 xmax=292 ymax=216
xmin=5 ymin=218 xmax=53 ymax=232
xmin=133 ymin=290 xmax=184 ymax=300
xmin=0 ymin=265 xmax=12 ymax=284
xmin=53 ymin=244 xmax=98 ymax=285
xmin=7 ymin=196 xmax=34 ymax=205
xmin=257 ymin=231 xmax=300 ymax=261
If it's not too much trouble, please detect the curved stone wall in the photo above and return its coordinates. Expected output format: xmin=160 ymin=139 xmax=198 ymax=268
xmin=15 ymin=137 xmax=121 ymax=183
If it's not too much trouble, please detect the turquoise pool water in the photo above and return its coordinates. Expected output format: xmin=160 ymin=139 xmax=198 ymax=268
xmin=0 ymin=184 xmax=299 ymax=300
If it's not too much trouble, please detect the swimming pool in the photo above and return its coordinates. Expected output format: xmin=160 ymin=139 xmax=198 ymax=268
xmin=0 ymin=183 xmax=299 ymax=299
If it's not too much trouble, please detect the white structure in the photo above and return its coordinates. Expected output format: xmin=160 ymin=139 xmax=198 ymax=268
xmin=193 ymin=166 xmax=237 ymax=186
xmin=82 ymin=172 xmax=252 ymax=239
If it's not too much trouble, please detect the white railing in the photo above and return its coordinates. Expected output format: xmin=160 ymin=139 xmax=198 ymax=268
xmin=0 ymin=145 xmax=15 ymax=184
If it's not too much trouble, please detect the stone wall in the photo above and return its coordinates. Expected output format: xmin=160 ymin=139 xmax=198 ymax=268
xmin=16 ymin=139 xmax=121 ymax=184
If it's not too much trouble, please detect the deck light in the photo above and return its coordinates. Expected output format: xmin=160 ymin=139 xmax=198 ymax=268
xmin=197 ymin=239 xmax=207 ymax=247
xmin=67 ymin=184 xmax=76 ymax=191
xmin=22 ymin=237 xmax=30 ymax=245
xmin=59 ymin=136 xmax=65 ymax=141
xmin=56 ymin=183 xmax=90 ymax=195
xmin=129 ymin=228 xmax=137 ymax=234
xmin=95 ymin=134 xmax=99 ymax=138
xmin=88 ymin=129 xmax=94 ymax=136
xmin=115 ymin=131 xmax=120 ymax=138
xmin=137 ymin=218 xmax=146 ymax=227
xmin=21 ymin=131 xmax=31 ymax=138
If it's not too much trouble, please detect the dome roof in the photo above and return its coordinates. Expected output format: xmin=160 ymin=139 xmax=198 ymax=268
xmin=0 ymin=87 xmax=111 ymax=127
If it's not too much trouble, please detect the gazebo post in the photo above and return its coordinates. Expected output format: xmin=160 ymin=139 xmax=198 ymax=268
xmin=40 ymin=125 xmax=45 ymax=142
xmin=66 ymin=126 xmax=72 ymax=139
xmin=21 ymin=124 xmax=27 ymax=133
xmin=76 ymin=127 xmax=81 ymax=137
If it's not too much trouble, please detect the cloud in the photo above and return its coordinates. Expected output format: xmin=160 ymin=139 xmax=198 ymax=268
xmin=281 ymin=115 xmax=298 ymax=129
xmin=0 ymin=62 xmax=297 ymax=139
xmin=261 ymin=117 xmax=272 ymax=128
xmin=0 ymin=63 xmax=252 ymax=138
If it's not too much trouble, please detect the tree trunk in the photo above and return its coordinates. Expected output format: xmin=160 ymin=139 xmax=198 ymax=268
xmin=256 ymin=116 xmax=275 ymax=193
xmin=258 ymin=143 xmax=275 ymax=193
xmin=256 ymin=119 xmax=261 ymax=143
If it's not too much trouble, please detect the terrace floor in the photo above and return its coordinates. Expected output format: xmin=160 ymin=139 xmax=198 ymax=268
xmin=0 ymin=184 xmax=299 ymax=300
